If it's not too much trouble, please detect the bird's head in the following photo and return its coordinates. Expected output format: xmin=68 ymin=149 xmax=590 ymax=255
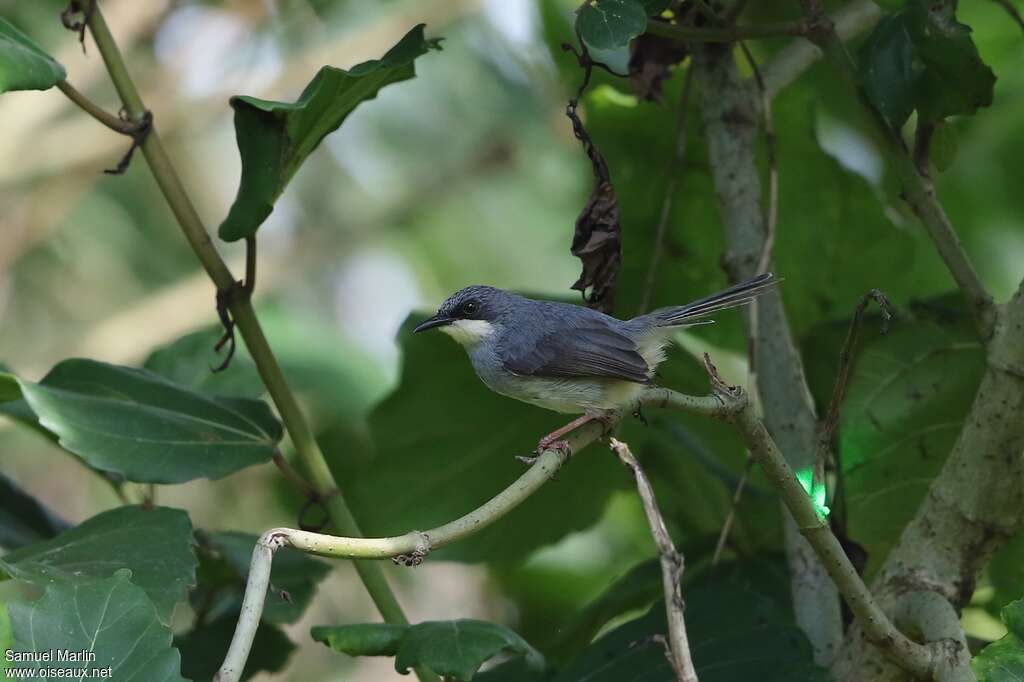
xmin=413 ymin=285 xmax=513 ymax=346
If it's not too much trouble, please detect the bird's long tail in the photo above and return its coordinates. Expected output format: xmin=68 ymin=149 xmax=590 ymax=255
xmin=645 ymin=272 xmax=780 ymax=327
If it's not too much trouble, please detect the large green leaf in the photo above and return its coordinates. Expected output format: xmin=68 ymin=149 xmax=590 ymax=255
xmin=549 ymin=559 xmax=824 ymax=682
xmin=0 ymin=506 xmax=196 ymax=625
xmin=6 ymin=359 xmax=281 ymax=484
xmin=860 ymin=0 xmax=996 ymax=127
xmin=0 ymin=18 xmax=65 ymax=94
xmin=193 ymin=531 xmax=330 ymax=625
xmin=7 ymin=570 xmax=187 ymax=682
xmin=176 ymin=613 xmax=295 ymax=682
xmin=331 ymin=316 xmax=629 ymax=563
xmin=576 ymin=0 xmax=648 ymax=51
xmin=803 ymin=302 xmax=984 ymax=574
xmin=143 ymin=329 xmax=265 ymax=399
xmin=218 ymin=24 xmax=441 ymax=241
xmin=974 ymin=598 xmax=1024 ymax=680
xmin=860 ymin=14 xmax=917 ymax=128
xmin=0 ymin=473 xmax=68 ymax=550
xmin=312 ymin=619 xmax=546 ymax=681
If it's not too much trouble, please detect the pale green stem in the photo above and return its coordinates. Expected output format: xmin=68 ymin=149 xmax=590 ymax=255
xmin=81 ymin=5 xmax=429 ymax=678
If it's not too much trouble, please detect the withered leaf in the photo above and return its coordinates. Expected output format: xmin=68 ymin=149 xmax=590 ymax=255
xmin=566 ymin=97 xmax=623 ymax=313
xmin=571 ymin=179 xmax=622 ymax=312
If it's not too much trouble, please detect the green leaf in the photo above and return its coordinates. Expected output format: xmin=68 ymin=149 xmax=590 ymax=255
xmin=218 ymin=24 xmax=441 ymax=242
xmin=0 ymin=18 xmax=65 ymax=94
xmin=860 ymin=14 xmax=916 ymax=128
xmin=859 ymin=0 xmax=996 ymax=127
xmin=396 ymin=621 xmax=545 ymax=680
xmin=143 ymin=329 xmax=265 ymax=399
xmin=0 ymin=473 xmax=69 ymax=550
xmin=7 ymin=570 xmax=187 ymax=681
xmin=333 ymin=316 xmax=629 ymax=563
xmin=9 ymin=359 xmax=281 ymax=484
xmin=194 ymin=531 xmax=330 ymax=625
xmin=177 ymin=614 xmax=295 ymax=682
xmin=313 ymin=619 xmax=546 ymax=681
xmin=0 ymin=506 xmax=197 ymax=626
xmin=803 ymin=301 xmax=985 ymax=574
xmin=550 ymin=558 xmax=662 ymax=655
xmin=311 ymin=623 xmax=407 ymax=656
xmin=576 ymin=0 xmax=648 ymax=51
xmin=554 ymin=559 xmax=825 ymax=681
xmin=974 ymin=599 xmax=1024 ymax=680
xmin=905 ymin=0 xmax=996 ymax=124
xmin=0 ymin=371 xmax=20 ymax=402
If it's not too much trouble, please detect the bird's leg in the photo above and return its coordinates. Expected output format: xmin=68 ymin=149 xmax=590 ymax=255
xmin=536 ymin=413 xmax=596 ymax=455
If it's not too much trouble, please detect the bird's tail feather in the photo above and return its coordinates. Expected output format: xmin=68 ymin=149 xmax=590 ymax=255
xmin=648 ymin=272 xmax=780 ymax=327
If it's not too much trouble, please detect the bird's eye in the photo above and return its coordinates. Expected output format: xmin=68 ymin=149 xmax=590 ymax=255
xmin=462 ymin=301 xmax=478 ymax=316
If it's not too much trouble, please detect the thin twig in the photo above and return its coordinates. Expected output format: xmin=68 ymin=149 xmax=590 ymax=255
xmin=987 ymin=0 xmax=1024 ymax=33
xmin=56 ymin=80 xmax=140 ymax=135
xmin=817 ymin=289 xmax=892 ymax=461
xmin=639 ymin=67 xmax=695 ymax=314
xmin=739 ymin=44 xmax=778 ymax=276
xmin=610 ymin=437 xmax=698 ymax=682
xmin=712 ymin=455 xmax=752 ymax=567
xmin=271 ymin=448 xmax=319 ymax=501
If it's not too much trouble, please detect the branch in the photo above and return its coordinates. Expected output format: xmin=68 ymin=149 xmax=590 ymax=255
xmin=56 ymin=79 xmax=140 ymax=135
xmin=693 ymin=38 xmax=843 ymax=663
xmin=609 ymin=437 xmax=698 ymax=682
xmin=696 ymin=359 xmax=941 ymax=678
xmin=834 ymin=283 xmax=1024 ymax=681
xmin=894 ymin=591 xmax=973 ymax=682
xmin=794 ymin=1 xmax=995 ymax=338
xmin=215 ymin=420 xmax=608 ymax=682
xmin=761 ymin=0 xmax=882 ymax=99
xmin=81 ymin=5 xmax=428 ymax=676
xmin=216 ymin=373 xmax=957 ymax=681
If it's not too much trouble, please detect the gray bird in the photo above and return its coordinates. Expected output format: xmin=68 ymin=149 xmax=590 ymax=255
xmin=414 ymin=273 xmax=778 ymax=450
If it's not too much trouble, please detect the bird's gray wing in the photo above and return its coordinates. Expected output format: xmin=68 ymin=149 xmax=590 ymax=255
xmin=502 ymin=322 xmax=651 ymax=384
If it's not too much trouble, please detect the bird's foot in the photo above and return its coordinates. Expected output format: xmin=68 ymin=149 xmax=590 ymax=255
xmin=535 ymin=437 xmax=572 ymax=457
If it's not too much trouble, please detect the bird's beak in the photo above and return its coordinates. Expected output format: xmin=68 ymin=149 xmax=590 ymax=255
xmin=413 ymin=315 xmax=454 ymax=333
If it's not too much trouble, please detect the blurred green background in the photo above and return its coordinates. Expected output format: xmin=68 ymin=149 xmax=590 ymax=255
xmin=1 ymin=0 xmax=1022 ymax=679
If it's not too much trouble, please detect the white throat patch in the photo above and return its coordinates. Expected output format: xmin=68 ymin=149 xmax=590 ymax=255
xmin=440 ymin=319 xmax=495 ymax=347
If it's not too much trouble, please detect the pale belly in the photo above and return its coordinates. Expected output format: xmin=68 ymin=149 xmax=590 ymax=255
xmin=482 ymin=374 xmax=645 ymax=414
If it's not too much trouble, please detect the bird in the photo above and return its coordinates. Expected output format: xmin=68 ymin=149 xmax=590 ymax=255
xmin=414 ymin=273 xmax=779 ymax=452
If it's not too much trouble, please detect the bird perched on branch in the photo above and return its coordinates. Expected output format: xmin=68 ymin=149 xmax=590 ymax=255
xmin=414 ymin=273 xmax=778 ymax=452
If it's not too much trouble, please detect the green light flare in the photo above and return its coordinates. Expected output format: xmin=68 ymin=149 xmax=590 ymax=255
xmin=796 ymin=467 xmax=831 ymax=519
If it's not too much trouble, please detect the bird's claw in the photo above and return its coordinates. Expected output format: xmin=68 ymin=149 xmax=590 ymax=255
xmin=535 ymin=437 xmax=572 ymax=457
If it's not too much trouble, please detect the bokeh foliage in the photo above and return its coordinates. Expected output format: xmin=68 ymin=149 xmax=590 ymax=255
xmin=0 ymin=0 xmax=1022 ymax=679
